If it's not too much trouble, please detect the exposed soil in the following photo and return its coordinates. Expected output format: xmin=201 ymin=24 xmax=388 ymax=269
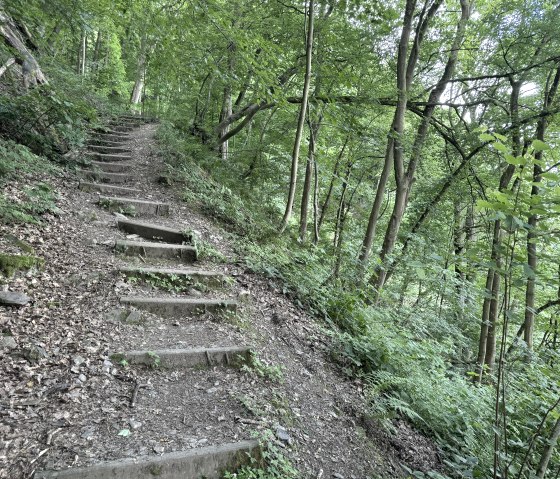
xmin=0 ymin=124 xmax=442 ymax=479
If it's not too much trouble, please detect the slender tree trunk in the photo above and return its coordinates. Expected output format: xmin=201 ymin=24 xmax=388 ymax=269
xmin=374 ymin=0 xmax=469 ymax=290
xmin=279 ymin=0 xmax=315 ymax=233
xmin=524 ymin=66 xmax=560 ymax=351
xmin=334 ymin=162 xmax=352 ymax=248
xmin=219 ymin=40 xmax=235 ymax=160
xmin=453 ymin=201 xmax=467 ymax=318
xmin=93 ymin=31 xmax=102 ymax=68
xmin=475 ymin=81 xmax=522 ymax=380
xmin=80 ymin=31 xmax=87 ymax=75
xmin=317 ymin=135 xmax=348 ymax=234
xmin=131 ymin=34 xmax=147 ymax=104
xmin=357 ymin=0 xmax=417 ymax=269
xmin=312 ymin=156 xmax=320 ymax=244
xmin=536 ymin=417 xmax=560 ymax=478
xmin=299 ymin=111 xmax=321 ymax=242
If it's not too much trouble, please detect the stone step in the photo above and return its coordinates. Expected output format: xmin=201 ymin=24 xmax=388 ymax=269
xmin=91 ymin=161 xmax=131 ymax=173
xmin=78 ymin=169 xmax=131 ymax=184
xmin=118 ymin=345 xmax=250 ymax=369
xmin=99 ymin=196 xmax=169 ymax=216
xmin=88 ymin=139 xmax=125 ymax=148
xmin=115 ymin=240 xmax=197 ymax=262
xmin=119 ymin=296 xmax=237 ymax=316
xmin=94 ymin=129 xmax=131 ymax=136
xmin=111 ymin=125 xmax=135 ymax=132
xmin=91 ymin=132 xmax=130 ymax=142
xmin=79 ymin=182 xmax=141 ymax=196
xmin=88 ymin=145 xmax=131 ymax=154
xmin=36 ymin=440 xmax=260 ymax=479
xmin=119 ymin=266 xmax=226 ymax=287
xmin=87 ymin=152 xmax=132 ymax=162
xmin=117 ymin=218 xmax=192 ymax=243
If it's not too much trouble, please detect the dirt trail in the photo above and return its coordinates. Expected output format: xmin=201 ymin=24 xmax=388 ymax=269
xmin=0 ymin=122 xmax=441 ymax=479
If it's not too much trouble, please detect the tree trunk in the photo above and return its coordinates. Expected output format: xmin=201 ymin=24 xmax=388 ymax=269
xmin=299 ymin=110 xmax=321 ymax=242
xmin=219 ymin=40 xmax=235 ymax=160
xmin=279 ymin=0 xmax=315 ymax=233
xmin=357 ymin=0 xmax=417 ymax=270
xmin=78 ymin=30 xmax=87 ymax=75
xmin=93 ymin=31 xmax=102 ymax=68
xmin=317 ymin=135 xmax=348 ymax=234
xmin=476 ymin=81 xmax=522 ymax=380
xmin=536 ymin=417 xmax=560 ymax=478
xmin=524 ymin=66 xmax=560 ymax=351
xmin=312 ymin=156 xmax=320 ymax=244
xmin=374 ymin=0 xmax=469 ymax=291
xmin=131 ymin=34 xmax=147 ymax=104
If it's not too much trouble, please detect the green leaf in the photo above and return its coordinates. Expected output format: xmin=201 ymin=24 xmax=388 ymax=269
xmin=532 ymin=139 xmax=550 ymax=151
xmin=494 ymin=142 xmax=509 ymax=153
xmin=479 ymin=133 xmax=495 ymax=142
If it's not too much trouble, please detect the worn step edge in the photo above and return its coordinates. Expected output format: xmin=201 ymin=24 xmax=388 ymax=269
xmin=115 ymin=240 xmax=197 ymax=262
xmin=79 ymin=182 xmax=141 ymax=195
xmin=78 ymin=169 xmax=131 ymax=184
xmin=88 ymin=140 xmax=126 ymax=147
xmin=93 ymin=129 xmax=131 ymax=136
xmin=119 ymin=296 xmax=237 ymax=315
xmin=117 ymin=218 xmax=192 ymax=243
xmin=36 ymin=440 xmax=260 ymax=479
xmin=88 ymin=145 xmax=131 ymax=153
xmin=99 ymin=196 xmax=170 ymax=216
xmin=90 ymin=134 xmax=129 ymax=142
xmin=91 ymin=162 xmax=131 ymax=173
xmin=116 ymin=346 xmax=251 ymax=368
xmin=86 ymin=153 xmax=133 ymax=162
xmin=119 ymin=266 xmax=226 ymax=286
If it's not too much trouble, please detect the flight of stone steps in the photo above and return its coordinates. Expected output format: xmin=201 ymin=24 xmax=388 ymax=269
xmin=37 ymin=115 xmax=260 ymax=478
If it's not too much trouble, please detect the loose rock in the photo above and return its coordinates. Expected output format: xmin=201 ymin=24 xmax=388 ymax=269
xmin=0 ymin=291 xmax=30 ymax=306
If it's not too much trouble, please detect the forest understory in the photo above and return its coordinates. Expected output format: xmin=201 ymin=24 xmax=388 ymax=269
xmin=1 ymin=0 xmax=560 ymax=478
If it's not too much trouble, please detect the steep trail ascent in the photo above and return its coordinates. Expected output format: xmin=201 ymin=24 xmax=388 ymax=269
xmin=1 ymin=119 xmax=441 ymax=479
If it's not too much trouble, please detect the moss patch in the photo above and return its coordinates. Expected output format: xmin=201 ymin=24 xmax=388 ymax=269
xmin=0 ymin=253 xmax=44 ymax=277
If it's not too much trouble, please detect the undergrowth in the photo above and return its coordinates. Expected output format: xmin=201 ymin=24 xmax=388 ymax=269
xmin=223 ymin=432 xmax=297 ymax=479
xmin=155 ymin=122 xmax=560 ymax=478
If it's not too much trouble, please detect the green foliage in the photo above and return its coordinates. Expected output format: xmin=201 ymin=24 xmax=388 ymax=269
xmin=242 ymin=355 xmax=285 ymax=383
xmin=223 ymin=432 xmax=297 ymax=479
xmin=0 ymin=254 xmax=44 ymax=278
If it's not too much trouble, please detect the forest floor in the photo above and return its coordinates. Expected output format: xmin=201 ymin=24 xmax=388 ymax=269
xmin=0 ymin=123 xmax=442 ymax=479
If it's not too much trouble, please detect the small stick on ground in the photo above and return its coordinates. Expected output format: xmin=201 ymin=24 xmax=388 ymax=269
xmin=130 ymin=382 xmax=148 ymax=407
xmin=46 ymin=428 xmax=62 ymax=446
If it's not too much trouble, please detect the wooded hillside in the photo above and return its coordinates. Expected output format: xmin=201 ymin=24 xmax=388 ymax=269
xmin=1 ymin=0 xmax=560 ymax=478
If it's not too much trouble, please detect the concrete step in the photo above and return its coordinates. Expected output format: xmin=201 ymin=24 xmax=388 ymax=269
xmin=79 ymin=182 xmax=141 ymax=196
xmin=91 ymin=161 xmax=131 ymax=173
xmin=119 ymin=296 xmax=237 ymax=316
xmin=99 ymin=196 xmax=169 ymax=216
xmin=91 ymin=132 xmax=130 ymax=142
xmin=111 ymin=125 xmax=135 ymax=132
xmin=36 ymin=440 xmax=260 ymax=479
xmin=117 ymin=218 xmax=192 ymax=243
xmin=78 ymin=169 xmax=131 ymax=184
xmin=94 ymin=128 xmax=131 ymax=136
xmin=119 ymin=266 xmax=226 ymax=287
xmin=118 ymin=345 xmax=250 ymax=369
xmin=88 ymin=139 xmax=125 ymax=148
xmin=88 ymin=145 xmax=131 ymax=154
xmin=87 ymin=152 xmax=132 ymax=162
xmin=115 ymin=240 xmax=197 ymax=262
